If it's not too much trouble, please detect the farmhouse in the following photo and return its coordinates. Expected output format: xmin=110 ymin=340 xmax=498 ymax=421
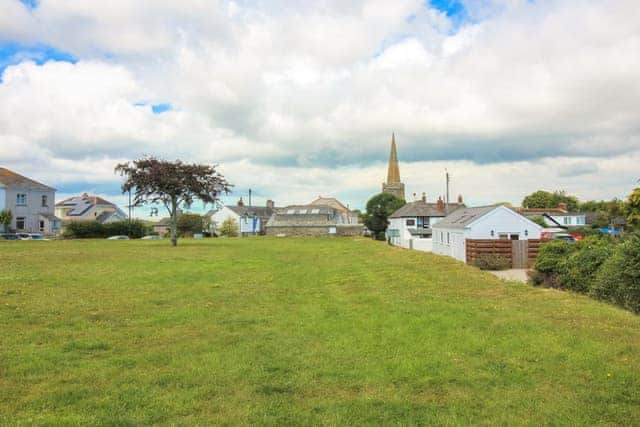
xmin=209 ymin=198 xmax=277 ymax=236
xmin=432 ymin=205 xmax=543 ymax=262
xmin=265 ymin=203 xmax=362 ymax=237
xmin=0 ymin=167 xmax=61 ymax=235
xmin=387 ymin=193 xmax=464 ymax=251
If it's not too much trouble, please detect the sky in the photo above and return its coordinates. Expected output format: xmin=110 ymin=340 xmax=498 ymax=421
xmin=1 ymin=0 xmax=639 ymax=217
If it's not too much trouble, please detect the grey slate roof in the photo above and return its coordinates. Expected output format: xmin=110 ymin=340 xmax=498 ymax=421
xmin=266 ymin=204 xmax=357 ymax=227
xmin=390 ymin=201 xmax=464 ymax=218
xmin=0 ymin=167 xmax=55 ymax=191
xmin=226 ymin=205 xmax=276 ymax=221
xmin=432 ymin=205 xmax=498 ymax=229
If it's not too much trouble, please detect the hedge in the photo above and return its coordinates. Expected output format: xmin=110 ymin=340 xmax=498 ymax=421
xmin=531 ymin=234 xmax=639 ymax=314
xmin=63 ymin=220 xmax=151 ymax=239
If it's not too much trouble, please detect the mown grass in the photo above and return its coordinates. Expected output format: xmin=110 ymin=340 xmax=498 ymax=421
xmin=1 ymin=238 xmax=639 ymax=425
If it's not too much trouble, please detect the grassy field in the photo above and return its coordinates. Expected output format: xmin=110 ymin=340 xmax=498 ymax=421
xmin=1 ymin=238 xmax=639 ymax=425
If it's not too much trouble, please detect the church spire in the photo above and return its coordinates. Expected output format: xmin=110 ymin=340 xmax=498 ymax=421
xmin=382 ymin=132 xmax=405 ymax=200
xmin=386 ymin=132 xmax=401 ymax=184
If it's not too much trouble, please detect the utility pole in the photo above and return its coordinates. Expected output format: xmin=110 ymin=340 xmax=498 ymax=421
xmin=445 ymin=169 xmax=450 ymax=210
xmin=128 ymin=188 xmax=132 ymax=236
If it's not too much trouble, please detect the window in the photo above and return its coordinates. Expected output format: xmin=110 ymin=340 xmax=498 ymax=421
xmin=16 ymin=217 xmax=25 ymax=230
xmin=41 ymin=195 xmax=48 ymax=207
xmin=440 ymin=232 xmax=443 ymax=243
xmin=286 ymin=209 xmax=296 ymax=214
xmin=499 ymin=233 xmax=509 ymax=239
xmin=406 ymin=219 xmax=415 ymax=226
xmin=311 ymin=208 xmax=320 ymax=214
xmin=39 ymin=220 xmax=45 ymax=232
xmin=16 ymin=193 xmax=26 ymax=205
xmin=328 ymin=227 xmax=337 ymax=234
xmin=510 ymin=234 xmax=519 ymax=240
xmin=563 ymin=217 xmax=570 ymax=225
xmin=447 ymin=232 xmax=450 ymax=245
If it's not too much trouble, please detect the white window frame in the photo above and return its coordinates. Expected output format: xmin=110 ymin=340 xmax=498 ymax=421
xmin=16 ymin=193 xmax=26 ymax=205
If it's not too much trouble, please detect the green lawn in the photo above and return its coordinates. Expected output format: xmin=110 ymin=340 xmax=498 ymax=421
xmin=1 ymin=238 xmax=639 ymax=425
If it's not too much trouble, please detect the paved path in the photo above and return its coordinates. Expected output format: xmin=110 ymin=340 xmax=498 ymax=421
xmin=489 ymin=269 xmax=529 ymax=283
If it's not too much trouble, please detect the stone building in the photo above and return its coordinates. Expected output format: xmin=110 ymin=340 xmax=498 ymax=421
xmin=382 ymin=133 xmax=405 ymax=201
xmin=265 ymin=203 xmax=363 ymax=237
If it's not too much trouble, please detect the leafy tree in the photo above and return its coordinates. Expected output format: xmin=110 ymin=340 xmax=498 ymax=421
xmin=626 ymin=187 xmax=640 ymax=229
xmin=177 ymin=212 xmax=205 ymax=237
xmin=115 ymin=157 xmax=231 ymax=246
xmin=0 ymin=209 xmax=12 ymax=233
xmin=522 ymin=190 xmax=579 ymax=211
xmin=362 ymin=193 xmax=405 ymax=240
xmin=219 ymin=217 xmax=239 ymax=237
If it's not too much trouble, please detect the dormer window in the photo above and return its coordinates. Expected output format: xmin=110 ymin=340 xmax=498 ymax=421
xmin=16 ymin=193 xmax=26 ymax=205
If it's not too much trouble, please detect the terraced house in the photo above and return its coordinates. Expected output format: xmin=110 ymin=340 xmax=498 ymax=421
xmin=0 ymin=167 xmax=61 ymax=235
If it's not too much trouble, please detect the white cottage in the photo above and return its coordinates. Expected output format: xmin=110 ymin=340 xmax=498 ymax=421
xmin=432 ymin=205 xmax=543 ymax=262
xmin=208 ymin=198 xmax=277 ymax=236
xmin=387 ymin=194 xmax=464 ymax=252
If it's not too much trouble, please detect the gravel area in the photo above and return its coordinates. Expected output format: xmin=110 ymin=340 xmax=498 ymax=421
xmin=489 ymin=269 xmax=529 ymax=283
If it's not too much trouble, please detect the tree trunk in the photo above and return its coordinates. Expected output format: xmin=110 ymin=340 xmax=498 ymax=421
xmin=170 ymin=198 xmax=178 ymax=247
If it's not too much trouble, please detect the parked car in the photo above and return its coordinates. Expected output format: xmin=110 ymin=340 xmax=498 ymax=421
xmin=554 ymin=233 xmax=576 ymax=243
xmin=141 ymin=235 xmax=161 ymax=240
xmin=16 ymin=233 xmax=49 ymax=240
xmin=106 ymin=235 xmax=130 ymax=240
xmin=0 ymin=233 xmax=20 ymax=240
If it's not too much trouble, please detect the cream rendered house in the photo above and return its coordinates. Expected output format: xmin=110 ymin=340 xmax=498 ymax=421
xmin=55 ymin=193 xmax=127 ymax=224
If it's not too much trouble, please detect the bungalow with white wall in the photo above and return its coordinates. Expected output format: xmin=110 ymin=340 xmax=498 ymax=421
xmin=387 ymin=194 xmax=464 ymax=252
xmin=208 ymin=198 xmax=277 ymax=236
xmin=432 ymin=205 xmax=543 ymax=262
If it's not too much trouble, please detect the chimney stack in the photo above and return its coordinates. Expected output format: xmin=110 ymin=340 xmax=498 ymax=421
xmin=422 ymin=192 xmax=426 ymax=202
xmin=436 ymin=196 xmax=445 ymax=211
xmin=266 ymin=199 xmax=275 ymax=209
xmin=558 ymin=202 xmax=568 ymax=212
xmin=237 ymin=197 xmax=244 ymax=207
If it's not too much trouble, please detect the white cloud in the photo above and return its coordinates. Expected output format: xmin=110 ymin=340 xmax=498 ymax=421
xmin=0 ymin=0 xmax=639 ymax=215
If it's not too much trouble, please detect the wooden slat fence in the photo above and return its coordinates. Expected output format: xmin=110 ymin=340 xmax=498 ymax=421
xmin=466 ymin=238 xmax=548 ymax=268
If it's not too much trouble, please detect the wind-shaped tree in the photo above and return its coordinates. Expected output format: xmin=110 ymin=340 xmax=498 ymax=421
xmin=116 ymin=157 xmax=231 ymax=246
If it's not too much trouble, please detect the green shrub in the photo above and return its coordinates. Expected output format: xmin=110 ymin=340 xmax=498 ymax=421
xmin=563 ymin=237 xmax=615 ymax=293
xmin=591 ymin=235 xmax=640 ymax=313
xmin=531 ymin=240 xmax=577 ymax=288
xmin=63 ymin=220 xmax=150 ymax=239
xmin=219 ymin=218 xmax=239 ymax=237
xmin=473 ymin=254 xmax=511 ymax=271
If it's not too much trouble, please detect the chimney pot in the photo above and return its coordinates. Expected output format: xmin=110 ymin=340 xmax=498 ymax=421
xmin=422 ymin=192 xmax=426 ymax=202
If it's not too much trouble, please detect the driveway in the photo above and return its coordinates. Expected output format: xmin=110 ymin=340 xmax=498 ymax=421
xmin=489 ymin=269 xmax=529 ymax=283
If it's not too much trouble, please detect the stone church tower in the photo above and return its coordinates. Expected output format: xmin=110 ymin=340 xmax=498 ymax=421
xmin=382 ymin=133 xmax=405 ymax=200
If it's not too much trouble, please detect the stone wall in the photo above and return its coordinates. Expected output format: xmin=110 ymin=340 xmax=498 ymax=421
xmin=266 ymin=225 xmax=363 ymax=237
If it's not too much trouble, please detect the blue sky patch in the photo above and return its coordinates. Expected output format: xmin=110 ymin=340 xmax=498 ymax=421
xmin=429 ymin=0 xmax=466 ymax=17
xmin=0 ymin=43 xmax=76 ymax=79
xmin=151 ymin=103 xmax=173 ymax=114
xmin=19 ymin=0 xmax=38 ymax=10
